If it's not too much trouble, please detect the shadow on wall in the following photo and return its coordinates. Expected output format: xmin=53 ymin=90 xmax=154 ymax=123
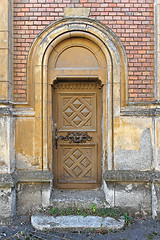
xmin=115 ymin=128 xmax=153 ymax=170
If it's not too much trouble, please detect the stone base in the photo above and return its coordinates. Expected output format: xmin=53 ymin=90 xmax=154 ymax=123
xmin=16 ymin=171 xmax=53 ymax=215
xmin=106 ymin=182 xmax=151 ymax=215
xmin=104 ymin=170 xmax=160 ymax=218
xmin=2 ymin=170 xmax=160 ymax=223
xmin=154 ymin=182 xmax=160 ymax=219
xmin=0 ymin=174 xmax=16 ymax=225
xmin=0 ymin=171 xmax=53 ymax=223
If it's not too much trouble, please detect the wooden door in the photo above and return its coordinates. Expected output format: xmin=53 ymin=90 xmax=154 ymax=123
xmin=53 ymin=81 xmax=102 ymax=189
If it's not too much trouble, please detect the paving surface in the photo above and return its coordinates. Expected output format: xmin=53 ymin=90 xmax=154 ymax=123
xmin=31 ymin=214 xmax=125 ymax=232
xmin=1 ymin=216 xmax=160 ymax=239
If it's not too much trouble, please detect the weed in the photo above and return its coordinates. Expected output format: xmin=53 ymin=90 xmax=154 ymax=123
xmin=83 ymin=212 xmax=87 ymax=217
xmin=45 ymin=206 xmax=123 ymax=219
xmin=124 ymin=212 xmax=132 ymax=225
xmin=77 ymin=208 xmax=81 ymax=215
xmin=50 ymin=208 xmax=57 ymax=215
xmin=98 ymin=229 xmax=104 ymax=234
xmin=21 ymin=228 xmax=27 ymax=235
xmin=146 ymin=234 xmax=154 ymax=240
xmin=90 ymin=203 xmax=97 ymax=213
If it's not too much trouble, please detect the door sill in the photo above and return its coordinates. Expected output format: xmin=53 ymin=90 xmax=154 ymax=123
xmin=50 ymin=189 xmax=109 ymax=209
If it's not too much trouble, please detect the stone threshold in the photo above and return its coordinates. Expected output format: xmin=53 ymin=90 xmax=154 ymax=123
xmin=50 ymin=189 xmax=109 ymax=209
xmin=31 ymin=214 xmax=125 ymax=232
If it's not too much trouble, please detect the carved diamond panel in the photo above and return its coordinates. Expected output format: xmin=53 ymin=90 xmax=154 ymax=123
xmin=73 ymin=149 xmax=82 ymax=159
xmin=72 ymin=99 xmax=82 ymax=109
xmin=59 ymin=93 xmax=96 ymax=130
xmin=65 ymin=158 xmax=74 ymax=168
xmin=64 ymin=107 xmax=74 ymax=117
xmin=72 ymin=116 xmax=82 ymax=126
xmin=81 ymin=107 xmax=90 ymax=117
xmin=81 ymin=158 xmax=91 ymax=168
xmin=72 ymin=166 xmax=82 ymax=177
xmin=59 ymin=145 xmax=97 ymax=183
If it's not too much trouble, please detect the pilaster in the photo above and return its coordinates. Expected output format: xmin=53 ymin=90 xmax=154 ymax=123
xmin=155 ymin=0 xmax=160 ymax=100
xmin=0 ymin=0 xmax=15 ymax=224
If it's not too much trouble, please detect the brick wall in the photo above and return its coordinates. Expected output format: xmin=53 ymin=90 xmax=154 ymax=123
xmin=13 ymin=0 xmax=154 ymax=102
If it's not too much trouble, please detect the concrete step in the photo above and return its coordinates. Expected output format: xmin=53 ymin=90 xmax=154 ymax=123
xmin=50 ymin=189 xmax=109 ymax=209
xmin=31 ymin=214 xmax=125 ymax=232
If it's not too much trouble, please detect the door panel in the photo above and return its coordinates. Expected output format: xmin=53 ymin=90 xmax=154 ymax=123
xmin=59 ymin=144 xmax=97 ymax=183
xmin=53 ymin=81 xmax=102 ymax=189
xmin=59 ymin=93 xmax=96 ymax=130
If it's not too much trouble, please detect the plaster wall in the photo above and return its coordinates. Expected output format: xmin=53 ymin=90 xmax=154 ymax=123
xmin=0 ymin=116 xmax=15 ymax=173
xmin=114 ymin=117 xmax=153 ymax=171
xmin=15 ymin=118 xmax=41 ymax=170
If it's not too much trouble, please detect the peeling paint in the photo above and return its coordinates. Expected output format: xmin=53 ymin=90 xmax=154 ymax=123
xmin=16 ymin=152 xmax=39 ymax=170
xmin=0 ymin=118 xmax=11 ymax=173
xmin=114 ymin=118 xmax=152 ymax=151
xmin=115 ymin=128 xmax=153 ymax=170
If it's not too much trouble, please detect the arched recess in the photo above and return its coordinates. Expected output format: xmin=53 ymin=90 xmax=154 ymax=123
xmin=26 ymin=17 xmax=128 ymax=175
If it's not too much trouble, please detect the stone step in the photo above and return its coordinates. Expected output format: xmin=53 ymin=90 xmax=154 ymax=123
xmin=50 ymin=189 xmax=109 ymax=209
xmin=31 ymin=214 xmax=125 ymax=232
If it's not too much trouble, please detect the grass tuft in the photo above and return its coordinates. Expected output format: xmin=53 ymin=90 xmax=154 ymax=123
xmin=42 ymin=206 xmax=123 ymax=219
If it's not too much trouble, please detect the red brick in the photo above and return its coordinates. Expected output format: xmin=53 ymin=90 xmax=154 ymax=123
xmin=13 ymin=0 xmax=155 ymax=102
xmin=108 ymin=3 xmax=117 ymax=7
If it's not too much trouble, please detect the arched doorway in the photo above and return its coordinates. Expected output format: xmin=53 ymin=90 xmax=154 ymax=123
xmin=26 ymin=17 xmax=127 ymax=192
xmin=48 ymin=38 xmax=106 ymax=189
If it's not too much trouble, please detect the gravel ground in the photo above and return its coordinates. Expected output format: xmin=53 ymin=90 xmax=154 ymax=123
xmin=0 ymin=216 xmax=160 ymax=240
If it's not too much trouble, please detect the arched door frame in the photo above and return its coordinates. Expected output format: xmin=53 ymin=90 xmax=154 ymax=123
xmin=26 ymin=17 xmax=128 ymax=177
